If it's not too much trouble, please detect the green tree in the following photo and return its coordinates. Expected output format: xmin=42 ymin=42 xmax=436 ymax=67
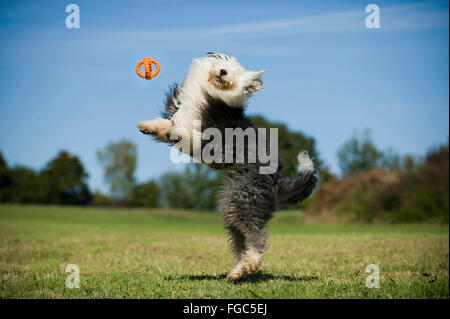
xmin=250 ymin=115 xmax=331 ymax=182
xmin=1 ymin=151 xmax=44 ymax=203
xmin=0 ymin=152 xmax=13 ymax=202
xmin=395 ymin=143 xmax=449 ymax=222
xmin=90 ymin=191 xmax=112 ymax=206
xmin=9 ymin=166 xmax=41 ymax=203
xmin=133 ymin=180 xmax=161 ymax=207
xmin=156 ymin=115 xmax=329 ymax=210
xmin=380 ymin=147 xmax=401 ymax=171
xmin=39 ymin=151 xmax=91 ymax=205
xmin=97 ymin=140 xmax=136 ymax=201
xmin=159 ymin=164 xmax=223 ymax=210
xmin=337 ymin=130 xmax=399 ymax=178
xmin=334 ymin=142 xmax=449 ymax=223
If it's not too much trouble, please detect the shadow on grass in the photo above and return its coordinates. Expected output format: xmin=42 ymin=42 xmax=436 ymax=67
xmin=165 ymin=272 xmax=319 ymax=284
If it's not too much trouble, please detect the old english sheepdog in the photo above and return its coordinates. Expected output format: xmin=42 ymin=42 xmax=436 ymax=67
xmin=138 ymin=53 xmax=317 ymax=281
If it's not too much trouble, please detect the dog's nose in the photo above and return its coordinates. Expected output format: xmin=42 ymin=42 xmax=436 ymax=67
xmin=219 ymin=69 xmax=227 ymax=76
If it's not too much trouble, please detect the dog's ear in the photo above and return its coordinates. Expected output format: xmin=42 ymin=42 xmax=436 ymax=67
xmin=244 ymin=69 xmax=266 ymax=93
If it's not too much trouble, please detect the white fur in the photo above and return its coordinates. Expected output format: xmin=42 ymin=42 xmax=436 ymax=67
xmin=138 ymin=54 xmax=266 ymax=159
xmin=171 ymin=54 xmax=265 ymax=134
xmin=297 ymin=151 xmax=314 ymax=172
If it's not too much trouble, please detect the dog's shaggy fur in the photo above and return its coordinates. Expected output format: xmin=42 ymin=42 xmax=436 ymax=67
xmin=138 ymin=53 xmax=318 ymax=281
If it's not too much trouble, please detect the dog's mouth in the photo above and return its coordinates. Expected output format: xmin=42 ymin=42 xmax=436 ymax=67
xmin=208 ymin=71 xmax=236 ymax=91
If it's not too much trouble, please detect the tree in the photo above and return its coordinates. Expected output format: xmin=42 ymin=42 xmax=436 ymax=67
xmin=97 ymin=140 xmax=136 ymax=201
xmin=159 ymin=164 xmax=223 ymax=210
xmin=250 ymin=115 xmax=332 ymax=182
xmin=132 ymin=180 xmax=161 ymax=207
xmin=380 ymin=147 xmax=400 ymax=171
xmin=0 ymin=152 xmax=13 ymax=202
xmin=337 ymin=130 xmax=399 ymax=178
xmin=8 ymin=166 xmax=40 ymax=203
xmin=39 ymin=151 xmax=91 ymax=205
xmin=92 ymin=191 xmax=111 ymax=206
xmin=155 ymin=115 xmax=329 ymax=210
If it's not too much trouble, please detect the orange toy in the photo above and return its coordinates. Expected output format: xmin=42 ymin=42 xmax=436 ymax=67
xmin=135 ymin=57 xmax=160 ymax=80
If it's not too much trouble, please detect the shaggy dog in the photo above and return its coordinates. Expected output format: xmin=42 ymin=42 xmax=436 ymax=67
xmin=138 ymin=53 xmax=318 ymax=281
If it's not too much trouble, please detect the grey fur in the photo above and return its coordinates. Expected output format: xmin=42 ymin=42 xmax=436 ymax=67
xmin=161 ymin=84 xmax=181 ymax=119
xmin=141 ymin=84 xmax=318 ymax=280
xmin=176 ymin=90 xmax=317 ymax=278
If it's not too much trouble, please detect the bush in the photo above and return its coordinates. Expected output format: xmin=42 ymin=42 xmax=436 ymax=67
xmin=132 ymin=180 xmax=160 ymax=208
xmin=0 ymin=150 xmax=91 ymax=205
xmin=91 ymin=191 xmax=112 ymax=206
xmin=337 ymin=130 xmax=400 ymax=178
xmin=385 ymin=144 xmax=449 ymax=223
xmin=39 ymin=151 xmax=91 ymax=205
xmin=159 ymin=164 xmax=223 ymax=210
xmin=335 ymin=144 xmax=449 ymax=223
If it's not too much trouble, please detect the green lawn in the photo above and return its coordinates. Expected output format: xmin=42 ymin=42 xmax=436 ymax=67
xmin=0 ymin=204 xmax=448 ymax=298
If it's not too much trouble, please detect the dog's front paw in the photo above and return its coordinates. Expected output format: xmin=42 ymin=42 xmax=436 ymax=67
xmin=137 ymin=118 xmax=172 ymax=137
xmin=226 ymin=261 xmax=245 ymax=282
xmin=226 ymin=270 xmax=243 ymax=282
xmin=138 ymin=120 xmax=160 ymax=135
xmin=242 ymin=250 xmax=263 ymax=274
xmin=138 ymin=121 xmax=155 ymax=135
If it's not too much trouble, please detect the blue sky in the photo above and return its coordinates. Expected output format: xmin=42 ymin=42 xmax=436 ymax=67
xmin=0 ymin=0 xmax=448 ymax=193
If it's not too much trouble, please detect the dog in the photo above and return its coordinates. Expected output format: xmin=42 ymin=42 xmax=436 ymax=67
xmin=138 ymin=53 xmax=318 ymax=281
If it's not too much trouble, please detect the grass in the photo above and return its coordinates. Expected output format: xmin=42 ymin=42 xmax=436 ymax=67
xmin=0 ymin=204 xmax=448 ymax=299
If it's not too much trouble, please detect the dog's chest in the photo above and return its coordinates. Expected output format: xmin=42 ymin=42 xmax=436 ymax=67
xmin=172 ymin=104 xmax=201 ymax=131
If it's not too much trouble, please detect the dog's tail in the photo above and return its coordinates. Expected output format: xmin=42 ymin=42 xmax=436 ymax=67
xmin=275 ymin=151 xmax=318 ymax=207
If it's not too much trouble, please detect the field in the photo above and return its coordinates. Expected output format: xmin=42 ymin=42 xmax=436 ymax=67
xmin=0 ymin=204 xmax=448 ymax=298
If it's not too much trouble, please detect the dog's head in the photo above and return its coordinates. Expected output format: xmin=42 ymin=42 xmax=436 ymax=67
xmin=184 ymin=53 xmax=265 ymax=107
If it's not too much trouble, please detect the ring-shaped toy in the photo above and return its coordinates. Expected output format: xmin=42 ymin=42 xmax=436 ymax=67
xmin=135 ymin=57 xmax=160 ymax=80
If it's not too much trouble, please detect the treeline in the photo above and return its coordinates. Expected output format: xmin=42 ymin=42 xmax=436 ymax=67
xmin=306 ymin=130 xmax=449 ymax=223
xmin=376 ymin=143 xmax=449 ymax=222
xmin=91 ymin=160 xmax=224 ymax=210
xmin=0 ymin=149 xmax=220 ymax=209
xmin=91 ymin=115 xmax=327 ymax=209
xmin=0 ymin=115 xmax=327 ymax=209
xmin=2 ymin=119 xmax=447 ymax=223
xmin=0 ymin=151 xmax=91 ymax=205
